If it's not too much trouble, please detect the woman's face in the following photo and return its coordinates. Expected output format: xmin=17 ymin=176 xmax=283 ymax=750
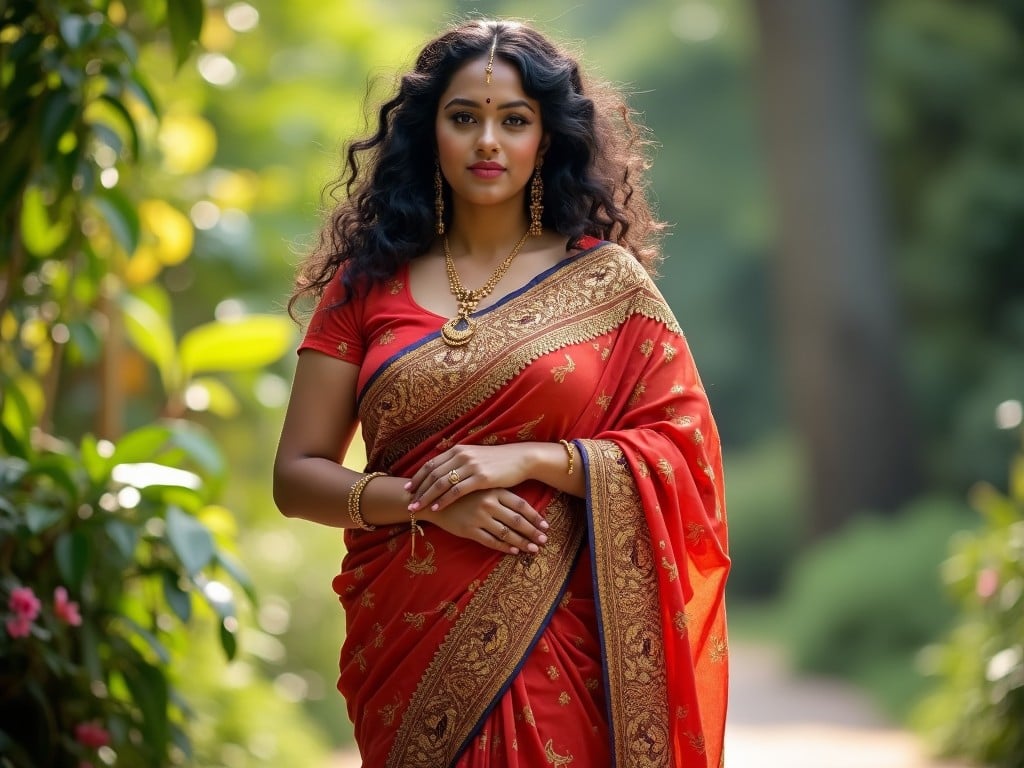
xmin=435 ymin=55 xmax=546 ymax=218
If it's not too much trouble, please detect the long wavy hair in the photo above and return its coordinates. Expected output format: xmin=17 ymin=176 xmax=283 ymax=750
xmin=289 ymin=19 xmax=664 ymax=317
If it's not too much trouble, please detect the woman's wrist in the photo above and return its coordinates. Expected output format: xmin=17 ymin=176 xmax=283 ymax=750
xmin=356 ymin=474 xmax=416 ymax=528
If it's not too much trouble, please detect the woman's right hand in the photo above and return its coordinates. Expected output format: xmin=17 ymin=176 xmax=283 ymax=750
xmin=421 ymin=488 xmax=548 ymax=556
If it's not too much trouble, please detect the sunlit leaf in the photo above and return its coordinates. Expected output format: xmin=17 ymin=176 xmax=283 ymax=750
xmin=110 ymin=424 xmax=173 ymax=465
xmin=20 ymin=185 xmax=71 ymax=256
xmin=119 ymin=616 xmax=171 ymax=664
xmin=136 ymin=199 xmax=194 ymax=266
xmin=158 ymin=113 xmax=216 ymax=174
xmin=179 ymin=315 xmax=295 ymax=377
xmin=165 ymin=506 xmax=214 ymax=576
xmin=185 ymin=377 xmax=240 ymax=417
xmin=58 ymin=13 xmax=100 ymax=49
xmin=121 ymin=293 xmax=177 ymax=389
xmin=25 ymin=454 xmax=80 ymax=502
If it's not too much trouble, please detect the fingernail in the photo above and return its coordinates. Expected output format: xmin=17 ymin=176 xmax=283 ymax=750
xmin=408 ymin=502 xmax=419 ymax=511
xmin=527 ymin=543 xmax=539 ymax=553
xmin=510 ymin=547 xmax=520 ymax=555
xmin=538 ymin=534 xmax=547 ymax=544
xmin=431 ymin=503 xmax=439 ymax=512
xmin=540 ymin=520 xmax=549 ymax=530
xmin=403 ymin=481 xmax=411 ymax=490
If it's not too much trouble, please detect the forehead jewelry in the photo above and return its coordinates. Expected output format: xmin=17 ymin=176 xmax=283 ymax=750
xmin=485 ymin=34 xmax=497 ymax=84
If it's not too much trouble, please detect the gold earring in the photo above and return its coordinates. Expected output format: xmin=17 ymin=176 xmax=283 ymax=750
xmin=529 ymin=164 xmax=544 ymax=237
xmin=434 ymin=161 xmax=445 ymax=235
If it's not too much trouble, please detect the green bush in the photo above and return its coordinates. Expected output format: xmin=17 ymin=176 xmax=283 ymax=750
xmin=723 ymin=433 xmax=805 ymax=600
xmin=779 ymin=494 xmax=974 ymax=717
xmin=914 ymin=424 xmax=1024 ymax=767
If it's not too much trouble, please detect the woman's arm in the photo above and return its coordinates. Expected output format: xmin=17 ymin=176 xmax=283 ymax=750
xmin=273 ymin=351 xmax=551 ymax=553
xmin=273 ymin=351 xmax=412 ymax=529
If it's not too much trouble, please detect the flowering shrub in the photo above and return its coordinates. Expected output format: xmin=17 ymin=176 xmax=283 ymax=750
xmin=915 ymin=416 xmax=1024 ymax=766
xmin=0 ymin=410 xmax=254 ymax=766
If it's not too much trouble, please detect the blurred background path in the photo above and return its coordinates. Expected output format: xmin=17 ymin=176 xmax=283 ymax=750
xmin=328 ymin=640 xmax=967 ymax=768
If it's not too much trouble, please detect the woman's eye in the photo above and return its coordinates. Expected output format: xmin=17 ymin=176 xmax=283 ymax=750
xmin=505 ymin=115 xmax=528 ymax=127
xmin=452 ymin=113 xmax=475 ymax=125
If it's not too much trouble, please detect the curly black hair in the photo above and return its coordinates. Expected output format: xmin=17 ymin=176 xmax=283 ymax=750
xmin=289 ymin=19 xmax=664 ymax=317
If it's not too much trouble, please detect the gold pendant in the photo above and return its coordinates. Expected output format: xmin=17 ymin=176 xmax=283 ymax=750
xmin=441 ymin=315 xmax=475 ymax=346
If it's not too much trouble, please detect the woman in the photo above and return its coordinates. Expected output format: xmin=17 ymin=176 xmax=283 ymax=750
xmin=274 ymin=19 xmax=729 ymax=767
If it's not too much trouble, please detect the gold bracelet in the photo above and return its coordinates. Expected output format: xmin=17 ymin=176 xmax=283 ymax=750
xmin=558 ymin=439 xmax=575 ymax=475
xmin=347 ymin=471 xmax=386 ymax=530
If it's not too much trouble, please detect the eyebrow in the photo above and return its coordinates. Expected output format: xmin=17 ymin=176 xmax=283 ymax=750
xmin=442 ymin=97 xmax=536 ymax=113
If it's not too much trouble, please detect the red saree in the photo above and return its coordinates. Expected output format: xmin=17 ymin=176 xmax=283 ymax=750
xmin=303 ymin=240 xmax=729 ymax=767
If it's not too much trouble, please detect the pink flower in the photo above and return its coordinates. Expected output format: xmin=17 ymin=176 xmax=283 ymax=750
xmin=9 ymin=586 xmax=41 ymax=621
xmin=54 ymin=587 xmax=82 ymax=626
xmin=5 ymin=614 xmax=32 ymax=638
xmin=74 ymin=722 xmax=110 ymax=750
xmin=977 ymin=567 xmax=1000 ymax=600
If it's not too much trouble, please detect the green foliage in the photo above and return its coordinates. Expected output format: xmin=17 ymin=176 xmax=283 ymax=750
xmin=779 ymin=495 xmax=973 ymax=717
xmin=914 ymin=425 xmax=1024 ymax=767
xmin=0 ymin=402 xmax=249 ymax=765
xmin=723 ymin=432 xmax=804 ymax=600
xmin=0 ymin=1 xmax=303 ymax=764
xmin=872 ymin=0 xmax=1024 ymax=491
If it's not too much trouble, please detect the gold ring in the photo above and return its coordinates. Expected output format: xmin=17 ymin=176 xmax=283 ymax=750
xmin=448 ymin=469 xmax=461 ymax=485
xmin=497 ymin=523 xmax=509 ymax=541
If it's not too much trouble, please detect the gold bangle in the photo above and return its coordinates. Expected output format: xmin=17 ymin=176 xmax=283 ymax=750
xmin=558 ymin=439 xmax=575 ymax=476
xmin=347 ymin=471 xmax=386 ymax=530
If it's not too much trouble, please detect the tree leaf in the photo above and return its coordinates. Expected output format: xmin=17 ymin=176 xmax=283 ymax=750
xmin=20 ymin=184 xmax=72 ymax=256
xmin=165 ymin=506 xmax=214 ymax=576
xmin=162 ymin=570 xmax=192 ymax=622
xmin=55 ymin=530 xmax=90 ymax=591
xmin=215 ymin=551 xmax=257 ymax=606
xmin=167 ymin=422 xmax=225 ymax=480
xmin=93 ymin=187 xmax=140 ymax=253
xmin=219 ymin=619 xmax=238 ymax=660
xmin=111 ymin=424 xmax=173 ymax=465
xmin=106 ymin=519 xmax=138 ymax=561
xmin=166 ymin=0 xmax=205 ymax=69
xmin=179 ymin=315 xmax=296 ymax=378
xmin=121 ymin=656 xmax=169 ymax=757
xmin=24 ymin=504 xmax=67 ymax=534
xmin=97 ymin=93 xmax=141 ymax=159
xmin=40 ymin=88 xmax=77 ymax=161
xmin=121 ymin=293 xmax=177 ymax=390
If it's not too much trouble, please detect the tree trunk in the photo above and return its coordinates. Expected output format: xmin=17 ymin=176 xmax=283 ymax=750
xmin=751 ymin=0 xmax=921 ymax=537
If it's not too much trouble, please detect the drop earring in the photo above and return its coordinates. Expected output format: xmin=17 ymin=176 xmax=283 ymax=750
xmin=434 ymin=161 xmax=445 ymax=235
xmin=529 ymin=163 xmax=544 ymax=237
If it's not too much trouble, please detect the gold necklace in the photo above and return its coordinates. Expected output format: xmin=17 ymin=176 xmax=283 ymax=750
xmin=441 ymin=230 xmax=530 ymax=346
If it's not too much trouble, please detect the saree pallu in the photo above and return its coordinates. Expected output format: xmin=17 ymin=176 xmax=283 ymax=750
xmin=332 ymin=243 xmax=729 ymax=767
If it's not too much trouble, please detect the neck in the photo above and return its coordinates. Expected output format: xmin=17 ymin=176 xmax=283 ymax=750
xmin=445 ymin=201 xmax=530 ymax=262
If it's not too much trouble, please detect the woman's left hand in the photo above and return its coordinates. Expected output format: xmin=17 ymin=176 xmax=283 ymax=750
xmin=406 ymin=444 xmax=534 ymax=515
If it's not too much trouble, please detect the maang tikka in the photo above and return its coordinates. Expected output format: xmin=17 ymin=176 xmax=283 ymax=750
xmin=484 ymin=33 xmax=497 ymax=84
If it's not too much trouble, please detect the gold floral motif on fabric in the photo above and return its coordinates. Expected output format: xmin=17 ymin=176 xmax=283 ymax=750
xmin=359 ymin=245 xmax=683 ymax=469
xmin=545 ymin=739 xmax=575 ymax=765
xmin=577 ymin=438 xmax=671 ymax=767
xmin=386 ymin=495 xmax=584 ymax=768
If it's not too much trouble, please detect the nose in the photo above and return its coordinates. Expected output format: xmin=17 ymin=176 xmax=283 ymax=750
xmin=476 ymin=120 xmax=499 ymax=155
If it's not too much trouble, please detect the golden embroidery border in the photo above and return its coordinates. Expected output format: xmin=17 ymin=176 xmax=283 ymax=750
xmin=386 ymin=495 xmax=585 ymax=768
xmin=578 ymin=438 xmax=672 ymax=767
xmin=362 ymin=245 xmax=682 ymax=468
